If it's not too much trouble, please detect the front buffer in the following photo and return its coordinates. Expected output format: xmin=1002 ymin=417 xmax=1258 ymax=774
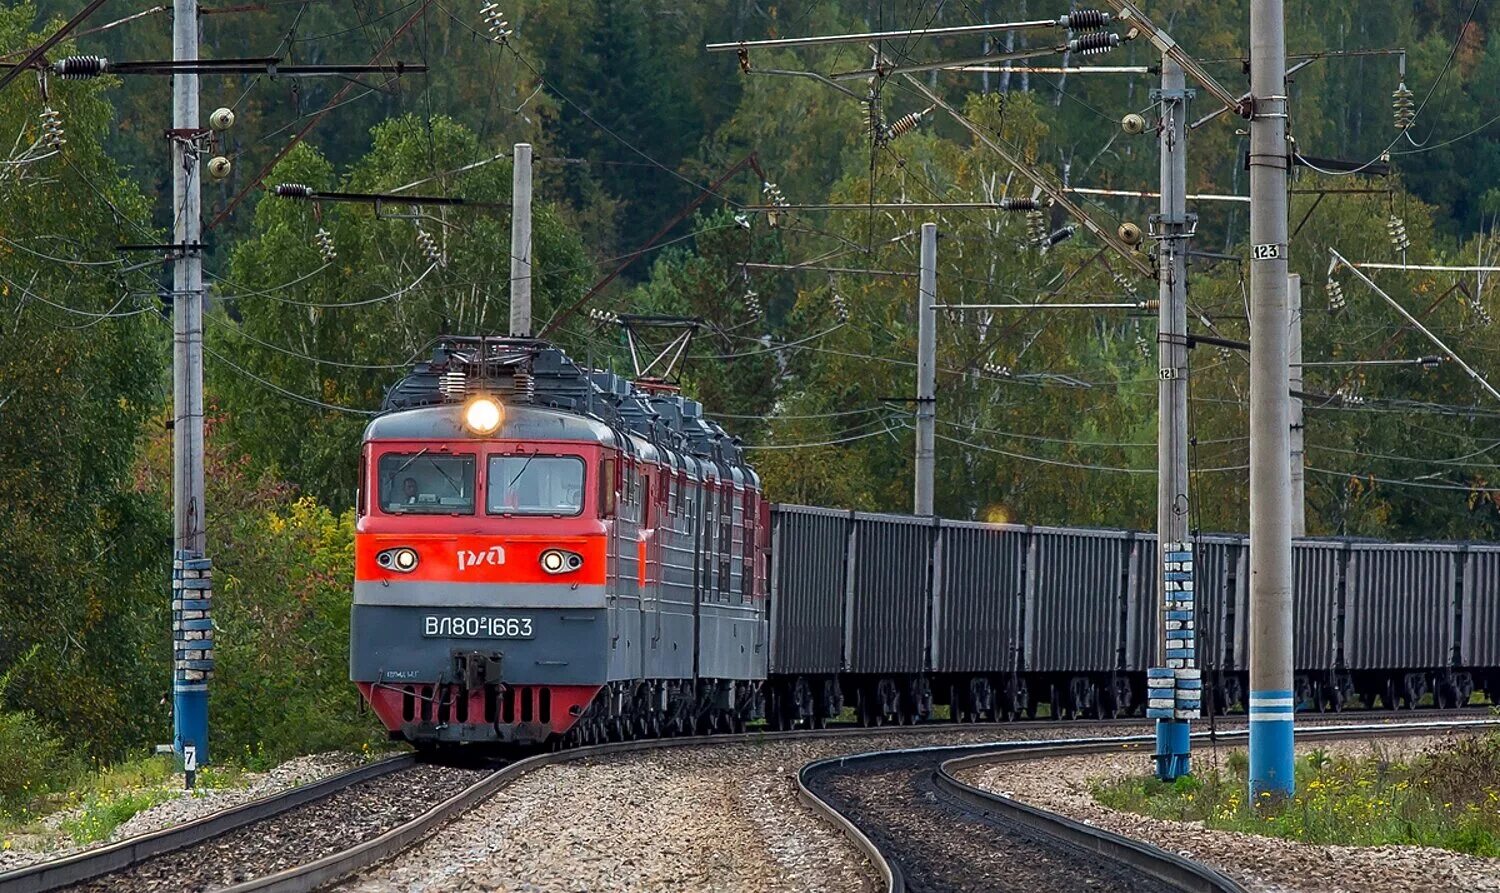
xmin=352 ymin=603 xmax=607 ymax=745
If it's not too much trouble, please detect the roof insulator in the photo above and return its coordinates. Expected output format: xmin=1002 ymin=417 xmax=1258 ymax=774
xmin=1386 ymin=214 xmax=1410 ymax=253
xmin=38 ymin=107 xmax=65 ymax=150
xmin=882 ymin=105 xmax=933 ymax=143
xmin=1043 ymin=224 xmax=1076 ymax=249
xmin=52 ymin=55 xmax=108 ymax=80
xmin=479 ymin=3 xmax=511 ymax=41
xmin=1026 ymin=208 xmax=1048 ymax=247
xmin=314 ymin=227 xmax=336 ymax=263
xmin=1392 ymin=82 xmax=1415 ymax=130
xmin=1058 ymin=9 xmax=1110 ymax=32
xmin=1326 ymin=274 xmax=1346 ymax=313
xmin=414 ymin=224 xmax=445 ymax=267
xmin=1068 ymin=32 xmax=1120 ymax=56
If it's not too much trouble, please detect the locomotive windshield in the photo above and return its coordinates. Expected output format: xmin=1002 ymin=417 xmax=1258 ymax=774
xmin=377 ymin=451 xmax=476 ymax=514
xmin=487 ymin=455 xmax=585 ymax=516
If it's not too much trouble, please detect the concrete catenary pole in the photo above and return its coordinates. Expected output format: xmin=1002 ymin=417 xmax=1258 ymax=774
xmin=914 ymin=222 xmax=937 ymax=515
xmin=1248 ymin=0 xmax=1296 ymax=800
xmin=509 ymin=142 xmax=533 ymax=337
xmin=171 ymin=0 xmax=210 ymax=771
xmin=1288 ymin=274 xmax=1305 ymax=537
xmin=1153 ymin=55 xmax=1194 ymax=780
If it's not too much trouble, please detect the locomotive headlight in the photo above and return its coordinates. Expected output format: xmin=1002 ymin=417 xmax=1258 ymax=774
xmin=378 ymin=547 xmax=420 ymax=573
xmin=539 ymin=549 xmax=582 ymax=574
xmin=462 ymin=395 xmax=503 ymax=435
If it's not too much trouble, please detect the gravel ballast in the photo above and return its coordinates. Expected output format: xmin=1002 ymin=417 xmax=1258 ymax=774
xmin=71 ymin=763 xmax=487 ymax=893
xmin=809 ymin=752 xmax=1175 ymax=893
xmin=0 ymin=751 xmax=366 ymax=874
xmin=958 ymin=732 xmax=1500 ymax=893
xmin=337 ymin=725 xmax=1156 ymax=893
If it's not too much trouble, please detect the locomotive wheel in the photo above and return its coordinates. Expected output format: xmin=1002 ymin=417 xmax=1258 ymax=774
xmin=1110 ymin=677 xmax=1131 ymax=719
xmin=811 ymin=693 xmax=828 ymax=729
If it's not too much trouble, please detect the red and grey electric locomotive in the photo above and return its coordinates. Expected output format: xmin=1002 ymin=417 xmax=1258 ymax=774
xmin=351 ymin=337 xmax=768 ymax=747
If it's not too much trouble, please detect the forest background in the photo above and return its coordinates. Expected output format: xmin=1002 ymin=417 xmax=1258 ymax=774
xmin=2 ymin=0 xmax=1499 ymax=795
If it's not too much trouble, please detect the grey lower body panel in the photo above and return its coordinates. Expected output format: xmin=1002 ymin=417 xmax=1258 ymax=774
xmin=350 ymin=604 xmax=609 ymax=685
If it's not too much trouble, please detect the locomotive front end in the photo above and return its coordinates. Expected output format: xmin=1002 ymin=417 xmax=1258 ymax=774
xmin=351 ymin=396 xmax=614 ymax=747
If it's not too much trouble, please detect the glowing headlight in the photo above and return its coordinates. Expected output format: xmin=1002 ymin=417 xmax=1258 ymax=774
xmin=377 ymin=547 xmax=420 ymax=573
xmin=539 ymin=549 xmax=583 ymax=575
xmin=462 ymin=395 xmax=503 ymax=435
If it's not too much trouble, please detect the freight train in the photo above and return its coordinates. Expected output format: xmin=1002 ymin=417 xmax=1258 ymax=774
xmin=350 ymin=337 xmax=1498 ymax=748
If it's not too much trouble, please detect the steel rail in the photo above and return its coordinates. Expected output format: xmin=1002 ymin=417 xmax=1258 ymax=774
xmin=0 ymin=754 xmax=415 ymax=893
xmin=796 ymin=758 xmax=905 ymax=893
xmin=3 ymin=717 xmax=1135 ymax=893
xmin=802 ymin=719 xmax=1500 ymax=893
xmin=217 ymin=723 xmax=1021 ymax=893
xmin=937 ymin=741 xmax=1245 ymax=893
xmin=5 ymin=714 xmax=1486 ymax=893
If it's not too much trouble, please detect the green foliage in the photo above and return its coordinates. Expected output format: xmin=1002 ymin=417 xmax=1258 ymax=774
xmin=0 ymin=710 xmax=82 ymax=820
xmin=0 ymin=6 xmax=170 ymax=762
xmin=1095 ymin=734 xmax=1500 ymax=856
xmin=135 ymin=423 xmax=384 ymax=763
xmin=58 ymin=788 xmax=172 ymax=844
xmin=212 ymin=115 xmax=591 ymax=508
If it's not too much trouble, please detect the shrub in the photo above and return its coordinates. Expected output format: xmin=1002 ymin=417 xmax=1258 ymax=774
xmin=0 ymin=710 xmax=82 ymax=819
xmin=1095 ymin=732 xmax=1500 ymax=857
xmin=58 ymin=789 xmax=171 ymax=843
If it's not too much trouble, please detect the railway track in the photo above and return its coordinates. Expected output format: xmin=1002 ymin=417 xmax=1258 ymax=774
xmin=0 ymin=721 xmax=1091 ymax=893
xmin=2 ymin=714 xmax=1492 ymax=893
xmin=798 ymin=719 xmax=1500 ymax=893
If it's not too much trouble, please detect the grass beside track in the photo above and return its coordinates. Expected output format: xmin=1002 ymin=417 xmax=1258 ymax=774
xmin=0 ymin=753 xmax=253 ymax=849
xmin=1094 ymin=730 xmax=1500 ymax=857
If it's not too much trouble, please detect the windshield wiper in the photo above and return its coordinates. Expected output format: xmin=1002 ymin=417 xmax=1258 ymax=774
xmin=432 ymin=461 xmax=463 ymax=495
xmin=508 ymin=450 xmax=537 ymax=488
xmin=392 ymin=448 xmax=428 ymax=476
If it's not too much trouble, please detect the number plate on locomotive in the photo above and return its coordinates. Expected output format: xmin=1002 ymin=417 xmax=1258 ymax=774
xmin=423 ymin=616 xmax=534 ymax=639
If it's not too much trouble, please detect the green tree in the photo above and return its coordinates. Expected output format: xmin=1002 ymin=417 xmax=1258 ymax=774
xmin=0 ymin=6 xmax=170 ymax=760
xmin=211 ymin=115 xmax=592 ymax=507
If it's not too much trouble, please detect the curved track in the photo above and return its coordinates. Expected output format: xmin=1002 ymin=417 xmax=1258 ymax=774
xmin=0 ymin=722 xmax=1056 ymax=893
xmin=798 ymin=719 xmax=1500 ymax=893
xmin=0 ymin=755 xmax=415 ymax=893
xmin=4 ymin=716 xmax=1494 ymax=893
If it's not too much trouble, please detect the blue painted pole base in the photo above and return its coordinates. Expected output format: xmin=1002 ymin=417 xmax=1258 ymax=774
xmin=1249 ymin=688 xmax=1294 ymax=801
xmin=173 ymin=687 xmax=209 ymax=767
xmin=1153 ymin=718 xmax=1192 ymax=780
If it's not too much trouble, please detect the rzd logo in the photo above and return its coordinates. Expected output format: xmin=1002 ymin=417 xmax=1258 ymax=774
xmin=457 ymin=545 xmax=506 ymax=571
